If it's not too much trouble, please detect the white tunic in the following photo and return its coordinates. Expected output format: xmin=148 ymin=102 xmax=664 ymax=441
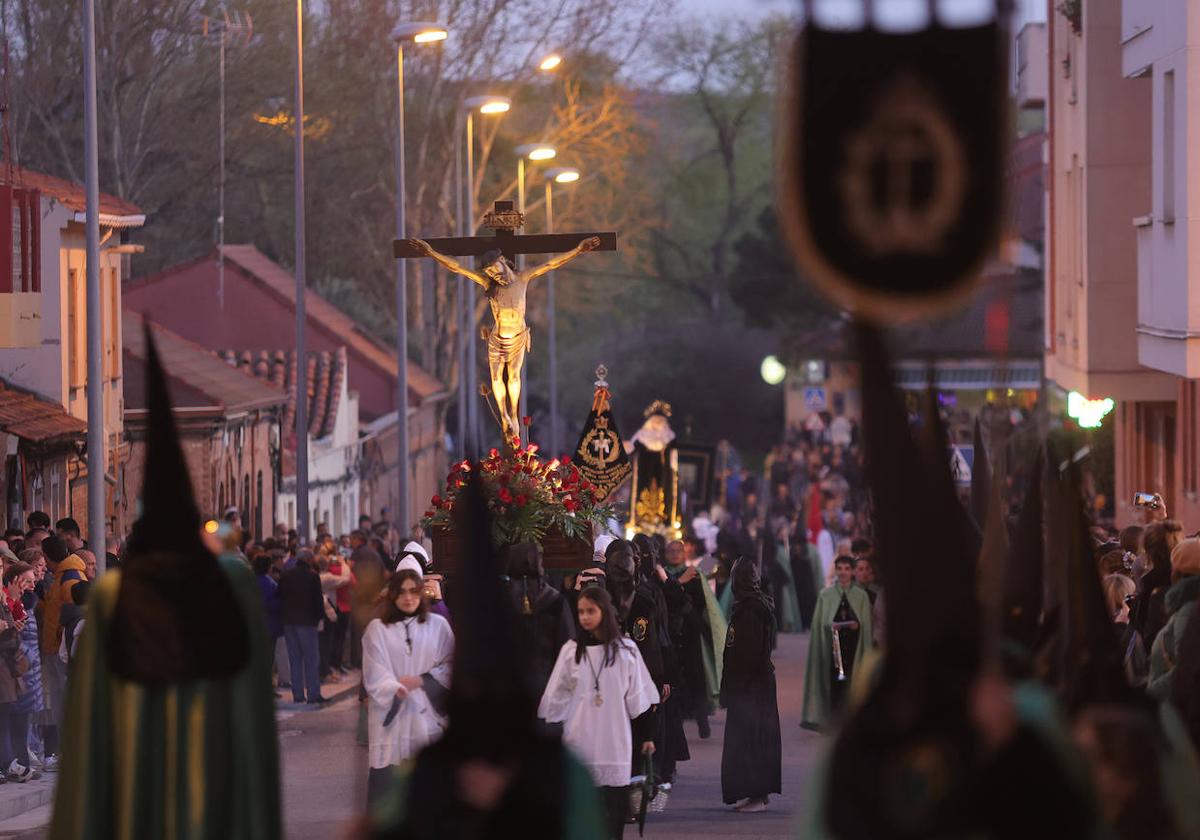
xmin=362 ymin=613 xmax=454 ymax=769
xmin=538 ymin=638 xmax=660 ymax=787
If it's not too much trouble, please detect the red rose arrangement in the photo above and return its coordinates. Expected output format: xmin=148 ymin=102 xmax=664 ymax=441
xmin=422 ymin=436 xmax=614 ymax=547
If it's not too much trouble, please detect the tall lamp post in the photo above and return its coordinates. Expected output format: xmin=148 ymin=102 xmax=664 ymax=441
xmin=460 ymin=95 xmax=508 ymax=456
xmin=542 ymin=167 xmax=580 ymax=457
xmin=83 ymin=0 xmax=105 ymax=565
xmin=458 ymin=95 xmax=510 ymax=457
xmin=514 ymin=142 xmax=556 ymax=446
xmin=392 ymin=21 xmax=448 ymax=538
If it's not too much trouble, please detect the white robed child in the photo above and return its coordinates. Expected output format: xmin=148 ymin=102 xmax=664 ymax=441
xmin=361 ymin=561 xmax=454 ymax=806
xmin=539 ymin=585 xmax=659 ymax=840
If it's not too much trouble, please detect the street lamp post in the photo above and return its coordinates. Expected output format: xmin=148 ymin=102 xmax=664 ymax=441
xmin=83 ymin=0 xmax=105 ymax=566
xmin=392 ymin=21 xmax=447 ymax=538
xmin=542 ymin=167 xmax=580 ymax=457
xmin=459 ymin=95 xmax=511 ymax=457
xmin=514 ymin=143 xmax=556 ymax=447
xmin=291 ymin=0 xmax=311 ymax=544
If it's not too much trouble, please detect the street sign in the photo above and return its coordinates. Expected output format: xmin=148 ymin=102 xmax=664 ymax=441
xmin=804 ymin=387 xmax=827 ymax=411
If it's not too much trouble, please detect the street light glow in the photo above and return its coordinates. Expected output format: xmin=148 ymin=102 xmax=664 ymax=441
xmin=761 ymin=355 xmax=786 ymax=385
xmin=539 ymin=52 xmax=563 ymax=71
xmin=465 ymin=95 xmax=511 ymax=115
xmin=393 ymin=21 xmax=449 ymax=44
xmin=517 ymin=144 xmax=556 ymax=161
xmin=1067 ymin=391 xmax=1115 ymax=429
xmin=548 ymin=167 xmax=580 ymax=184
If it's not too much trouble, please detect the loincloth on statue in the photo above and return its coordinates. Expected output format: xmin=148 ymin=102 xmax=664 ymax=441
xmin=483 ymin=326 xmax=531 ymax=368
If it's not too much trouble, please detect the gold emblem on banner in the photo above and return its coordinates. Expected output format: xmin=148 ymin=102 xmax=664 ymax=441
xmin=633 ymin=617 xmax=649 ymax=642
xmin=839 ymin=75 xmax=966 ymax=257
xmin=636 ymin=480 xmax=666 ymax=525
xmin=580 ymin=416 xmax=621 ymax=468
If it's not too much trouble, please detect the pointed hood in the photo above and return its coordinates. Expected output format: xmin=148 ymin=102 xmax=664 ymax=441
xmin=107 ymin=322 xmax=249 ymax=684
xmin=1001 ymin=450 xmax=1045 ymax=662
xmin=970 ymin=418 xmax=992 ymax=530
xmin=439 ymin=466 xmax=538 ymax=761
xmin=859 ymin=328 xmax=980 ymax=698
xmin=1046 ymin=451 xmax=1133 ymax=712
xmin=826 ymin=322 xmax=983 ymax=836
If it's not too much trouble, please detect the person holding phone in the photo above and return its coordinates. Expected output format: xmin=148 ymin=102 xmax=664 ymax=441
xmin=539 ymin=586 xmax=659 ymax=839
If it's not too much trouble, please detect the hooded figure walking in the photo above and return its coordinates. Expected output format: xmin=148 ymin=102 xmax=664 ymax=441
xmin=719 ymin=557 xmax=782 ymax=812
xmin=50 ymin=323 xmax=280 ymax=840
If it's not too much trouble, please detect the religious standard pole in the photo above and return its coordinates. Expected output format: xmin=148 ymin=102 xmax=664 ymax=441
xmin=453 ymin=111 xmax=466 ymax=460
xmin=292 ymin=0 xmax=310 ymax=544
xmin=83 ymin=0 xmax=106 ymax=570
xmin=545 ymin=179 xmax=559 ymax=456
xmin=465 ymin=112 xmax=480 ymax=453
xmin=393 ymin=41 xmax=411 ymax=538
xmin=517 ymin=157 xmax=528 ymax=445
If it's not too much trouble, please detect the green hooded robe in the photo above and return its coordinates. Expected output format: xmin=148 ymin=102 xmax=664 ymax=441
xmin=801 ymin=583 xmax=872 ymax=729
xmin=49 ymin=554 xmax=281 ymax=840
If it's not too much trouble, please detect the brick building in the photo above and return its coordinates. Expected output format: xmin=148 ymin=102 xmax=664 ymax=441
xmin=124 ymin=245 xmax=448 ymax=536
xmin=122 ymin=313 xmax=285 ymax=539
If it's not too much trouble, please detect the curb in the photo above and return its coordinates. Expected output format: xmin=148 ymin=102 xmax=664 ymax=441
xmin=0 ymin=775 xmax=56 ymax=824
xmin=275 ymin=672 xmax=361 ymax=711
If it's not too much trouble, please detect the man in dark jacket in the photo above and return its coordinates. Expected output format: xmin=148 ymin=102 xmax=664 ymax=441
xmin=277 ymin=550 xmax=324 ymax=704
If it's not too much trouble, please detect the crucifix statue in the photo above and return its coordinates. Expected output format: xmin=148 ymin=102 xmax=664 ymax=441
xmin=395 ymin=200 xmax=617 ymax=442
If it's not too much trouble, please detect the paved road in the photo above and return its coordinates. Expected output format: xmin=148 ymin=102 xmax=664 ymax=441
xmin=3 ymin=633 xmax=820 ymax=839
xmin=280 ymin=632 xmax=820 ymax=840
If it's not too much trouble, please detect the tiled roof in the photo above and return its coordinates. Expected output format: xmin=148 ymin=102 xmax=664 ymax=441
xmin=218 ymin=347 xmax=347 ymax=441
xmin=124 ymin=312 xmax=287 ymax=415
xmin=0 ymin=381 xmax=86 ymax=444
xmin=3 ymin=165 xmax=144 ymax=222
xmin=219 ymin=245 xmax=444 ymax=399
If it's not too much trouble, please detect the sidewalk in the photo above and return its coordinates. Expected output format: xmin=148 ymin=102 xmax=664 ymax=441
xmin=0 ymin=670 xmax=363 ymax=838
xmin=0 ymin=774 xmax=56 ymax=838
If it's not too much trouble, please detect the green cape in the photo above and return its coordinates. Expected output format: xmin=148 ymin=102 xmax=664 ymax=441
xmin=801 ymin=583 xmax=872 ymax=729
xmin=772 ymin=544 xmax=803 ymax=633
xmin=50 ymin=555 xmax=281 ymax=840
xmin=665 ymin=565 xmax=727 ymax=700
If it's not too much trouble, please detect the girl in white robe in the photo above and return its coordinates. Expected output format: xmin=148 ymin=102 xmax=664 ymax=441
xmin=539 ymin=586 xmax=659 ymax=839
xmin=362 ymin=565 xmax=454 ymax=806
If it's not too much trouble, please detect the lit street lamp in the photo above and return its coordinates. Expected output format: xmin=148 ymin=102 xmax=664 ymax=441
xmin=460 ymin=95 xmax=512 ymax=456
xmin=542 ymin=167 xmax=580 ymax=456
xmin=539 ymin=52 xmax=563 ymax=72
xmin=514 ymin=143 xmax=557 ymax=445
xmin=392 ymin=20 xmax=448 ymax=537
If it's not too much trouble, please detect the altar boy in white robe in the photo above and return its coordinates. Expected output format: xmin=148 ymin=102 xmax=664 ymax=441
xmin=362 ymin=560 xmax=454 ymax=806
xmin=539 ymin=585 xmax=660 ymax=839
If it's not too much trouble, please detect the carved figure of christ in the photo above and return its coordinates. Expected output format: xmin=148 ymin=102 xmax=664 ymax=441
xmin=407 ymin=235 xmax=601 ymax=440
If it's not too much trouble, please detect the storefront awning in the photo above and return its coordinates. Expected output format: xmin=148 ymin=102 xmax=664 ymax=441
xmin=892 ymin=360 xmax=1043 ymax=391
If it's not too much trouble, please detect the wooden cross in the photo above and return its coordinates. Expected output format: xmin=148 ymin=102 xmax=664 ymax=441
xmin=392 ymin=200 xmax=618 ymax=262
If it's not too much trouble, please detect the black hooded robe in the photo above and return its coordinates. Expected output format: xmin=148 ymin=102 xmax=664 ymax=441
xmin=512 ymin=582 xmax=575 ymax=699
xmin=719 ymin=597 xmax=781 ymax=804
